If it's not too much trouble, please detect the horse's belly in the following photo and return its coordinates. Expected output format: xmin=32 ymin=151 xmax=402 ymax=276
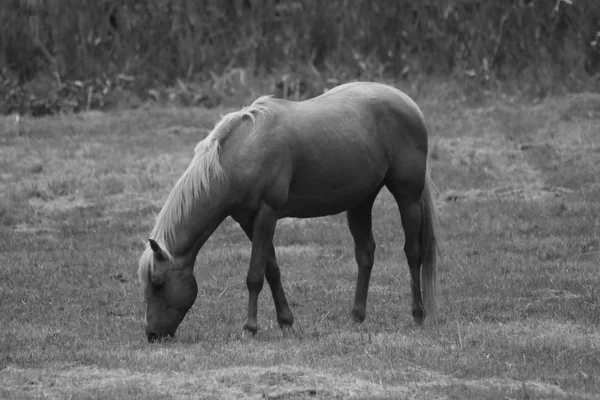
xmin=279 ymin=172 xmax=384 ymax=218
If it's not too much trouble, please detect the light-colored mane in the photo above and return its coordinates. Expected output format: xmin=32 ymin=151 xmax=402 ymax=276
xmin=138 ymin=96 xmax=275 ymax=284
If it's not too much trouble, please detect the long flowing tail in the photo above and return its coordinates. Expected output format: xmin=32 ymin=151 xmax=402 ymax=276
xmin=420 ymin=173 xmax=438 ymax=323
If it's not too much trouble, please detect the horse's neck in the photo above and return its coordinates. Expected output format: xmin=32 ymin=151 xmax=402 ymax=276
xmin=166 ymin=192 xmax=228 ymax=262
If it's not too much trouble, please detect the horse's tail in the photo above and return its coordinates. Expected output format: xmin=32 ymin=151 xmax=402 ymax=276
xmin=420 ymin=172 xmax=438 ymax=323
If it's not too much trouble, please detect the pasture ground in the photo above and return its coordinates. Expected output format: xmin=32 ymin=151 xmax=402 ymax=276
xmin=1 ymin=90 xmax=599 ymax=399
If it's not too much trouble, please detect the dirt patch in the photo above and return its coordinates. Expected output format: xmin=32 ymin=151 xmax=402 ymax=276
xmin=442 ymin=185 xmax=573 ymax=202
xmin=431 ymin=95 xmax=600 ymax=202
xmin=433 ymin=134 xmax=574 ymax=202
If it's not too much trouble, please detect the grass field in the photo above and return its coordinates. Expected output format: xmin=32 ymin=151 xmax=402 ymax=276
xmin=1 ymin=89 xmax=599 ymax=399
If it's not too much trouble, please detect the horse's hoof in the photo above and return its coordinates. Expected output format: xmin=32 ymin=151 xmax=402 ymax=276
xmin=278 ymin=320 xmax=294 ymax=330
xmin=412 ymin=309 xmax=425 ymax=325
xmin=277 ymin=312 xmax=294 ymax=327
xmin=242 ymin=322 xmax=259 ymax=335
xmin=351 ymin=308 xmax=366 ymax=323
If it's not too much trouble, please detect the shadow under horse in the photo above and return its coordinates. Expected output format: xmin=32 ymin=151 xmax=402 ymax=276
xmin=138 ymin=82 xmax=438 ymax=342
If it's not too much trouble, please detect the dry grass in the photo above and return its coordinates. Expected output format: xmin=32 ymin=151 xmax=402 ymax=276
xmin=4 ymin=362 xmax=594 ymax=400
xmin=1 ymin=92 xmax=599 ymax=399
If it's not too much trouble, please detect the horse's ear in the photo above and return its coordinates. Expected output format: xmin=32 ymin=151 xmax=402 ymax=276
xmin=148 ymin=239 xmax=168 ymax=286
xmin=149 ymin=239 xmax=167 ymax=262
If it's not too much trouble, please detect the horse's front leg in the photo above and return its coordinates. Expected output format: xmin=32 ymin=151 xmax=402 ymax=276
xmin=243 ymin=202 xmax=278 ymax=334
xmin=237 ymin=222 xmax=294 ymax=330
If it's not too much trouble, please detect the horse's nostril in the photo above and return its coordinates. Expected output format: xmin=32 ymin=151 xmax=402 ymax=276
xmin=147 ymin=332 xmax=159 ymax=343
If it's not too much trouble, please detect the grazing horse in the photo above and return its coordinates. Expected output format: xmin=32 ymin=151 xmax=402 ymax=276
xmin=138 ymin=82 xmax=438 ymax=342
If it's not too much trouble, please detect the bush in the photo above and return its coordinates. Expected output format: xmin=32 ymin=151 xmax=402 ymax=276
xmin=1 ymin=0 xmax=599 ymax=114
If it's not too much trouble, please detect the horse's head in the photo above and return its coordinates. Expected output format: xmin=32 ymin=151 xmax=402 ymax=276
xmin=140 ymin=239 xmax=197 ymax=342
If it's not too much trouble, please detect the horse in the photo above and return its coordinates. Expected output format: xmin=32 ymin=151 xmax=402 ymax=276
xmin=138 ymin=81 xmax=438 ymax=342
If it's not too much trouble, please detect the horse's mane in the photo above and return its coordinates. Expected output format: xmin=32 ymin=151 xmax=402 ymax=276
xmin=138 ymin=96 xmax=275 ymax=284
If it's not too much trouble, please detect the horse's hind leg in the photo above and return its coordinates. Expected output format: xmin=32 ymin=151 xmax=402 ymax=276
xmin=238 ymin=221 xmax=294 ymax=330
xmin=264 ymin=247 xmax=294 ymax=328
xmin=386 ymin=181 xmax=426 ymax=325
xmin=347 ymin=190 xmax=381 ymax=322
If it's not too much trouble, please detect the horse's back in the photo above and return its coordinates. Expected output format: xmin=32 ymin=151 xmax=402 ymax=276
xmin=311 ymin=82 xmax=424 ymax=125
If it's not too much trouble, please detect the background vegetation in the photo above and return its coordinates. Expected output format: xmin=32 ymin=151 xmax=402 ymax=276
xmin=2 ymin=0 xmax=599 ymax=115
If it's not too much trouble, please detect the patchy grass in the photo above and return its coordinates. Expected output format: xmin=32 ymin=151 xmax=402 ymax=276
xmin=1 ymin=94 xmax=599 ymax=399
